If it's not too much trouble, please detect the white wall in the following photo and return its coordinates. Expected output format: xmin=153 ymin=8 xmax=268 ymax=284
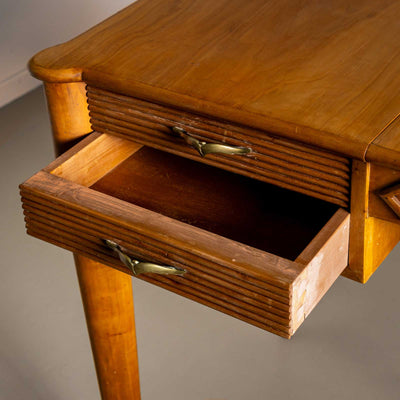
xmin=0 ymin=0 xmax=132 ymax=108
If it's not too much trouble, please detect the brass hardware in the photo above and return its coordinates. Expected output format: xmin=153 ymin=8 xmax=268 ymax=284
xmin=104 ymin=239 xmax=186 ymax=276
xmin=171 ymin=126 xmax=251 ymax=157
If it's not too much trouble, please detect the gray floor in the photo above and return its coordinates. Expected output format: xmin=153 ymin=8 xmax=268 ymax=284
xmin=1 ymin=87 xmax=399 ymax=400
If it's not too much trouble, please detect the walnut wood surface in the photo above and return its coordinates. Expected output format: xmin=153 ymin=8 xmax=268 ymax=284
xmin=87 ymin=86 xmax=350 ymax=208
xmin=42 ymin=83 xmax=141 ymax=399
xmin=20 ymin=133 xmax=349 ymax=338
xmin=30 ymin=0 xmax=400 ymax=167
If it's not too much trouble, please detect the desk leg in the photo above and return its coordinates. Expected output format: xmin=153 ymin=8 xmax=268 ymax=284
xmin=43 ymin=82 xmax=141 ymax=400
xmin=75 ymin=255 xmax=141 ymax=400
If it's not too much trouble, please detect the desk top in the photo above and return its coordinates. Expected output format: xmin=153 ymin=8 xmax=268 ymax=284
xmin=30 ymin=0 xmax=400 ymax=168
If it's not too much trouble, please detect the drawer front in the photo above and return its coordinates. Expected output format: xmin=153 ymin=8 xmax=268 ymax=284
xmin=20 ymin=133 xmax=350 ymax=338
xmin=21 ymin=175 xmax=295 ymax=338
xmin=87 ymin=86 xmax=351 ymax=208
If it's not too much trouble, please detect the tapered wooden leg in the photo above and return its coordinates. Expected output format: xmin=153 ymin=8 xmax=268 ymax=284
xmin=75 ymin=255 xmax=141 ymax=400
xmin=43 ymin=81 xmax=141 ymax=399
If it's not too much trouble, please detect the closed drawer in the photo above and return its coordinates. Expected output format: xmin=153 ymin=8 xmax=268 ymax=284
xmin=20 ymin=133 xmax=349 ymax=338
xmin=87 ymin=86 xmax=351 ymax=208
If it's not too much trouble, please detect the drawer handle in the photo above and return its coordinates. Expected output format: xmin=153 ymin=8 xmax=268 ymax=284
xmin=104 ymin=240 xmax=186 ymax=276
xmin=171 ymin=126 xmax=251 ymax=157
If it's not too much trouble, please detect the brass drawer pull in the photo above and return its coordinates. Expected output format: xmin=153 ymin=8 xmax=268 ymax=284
xmin=105 ymin=239 xmax=186 ymax=276
xmin=171 ymin=126 xmax=251 ymax=157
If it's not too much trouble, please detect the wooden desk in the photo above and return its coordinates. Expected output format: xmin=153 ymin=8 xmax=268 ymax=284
xmin=20 ymin=1 xmax=400 ymax=398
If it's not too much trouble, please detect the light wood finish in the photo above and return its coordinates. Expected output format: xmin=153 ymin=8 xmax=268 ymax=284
xmin=75 ymin=255 xmax=141 ymax=400
xmin=30 ymin=0 xmax=400 ymax=167
xmin=90 ymin=146 xmax=339 ymax=261
xmin=347 ymin=214 xmax=400 ymax=283
xmin=20 ymin=3 xmax=400 ymax=398
xmin=20 ymin=133 xmax=350 ymax=338
xmin=345 ymin=160 xmax=370 ymax=282
xmin=87 ymin=87 xmax=350 ymax=207
xmin=48 ymin=133 xmax=142 ymax=187
xmin=44 ymin=82 xmax=92 ymax=155
xmin=364 ymin=217 xmax=400 ymax=280
xmin=292 ymin=209 xmax=349 ymax=332
xmin=28 ymin=0 xmax=400 ymax=286
xmin=354 ymin=164 xmax=400 ymax=281
xmin=344 ymin=160 xmax=400 ymax=283
xmin=43 ymin=83 xmax=141 ymax=399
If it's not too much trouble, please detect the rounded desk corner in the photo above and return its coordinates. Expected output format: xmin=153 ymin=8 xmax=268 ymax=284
xmin=28 ymin=48 xmax=83 ymax=83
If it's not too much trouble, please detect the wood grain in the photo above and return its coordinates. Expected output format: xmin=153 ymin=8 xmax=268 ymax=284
xmin=49 ymin=133 xmax=142 ymax=186
xmin=87 ymin=86 xmax=350 ymax=207
xmin=29 ymin=0 xmax=400 ymax=166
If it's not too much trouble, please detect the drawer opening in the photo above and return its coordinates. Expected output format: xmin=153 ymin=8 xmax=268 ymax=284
xmin=86 ymin=142 xmax=340 ymax=261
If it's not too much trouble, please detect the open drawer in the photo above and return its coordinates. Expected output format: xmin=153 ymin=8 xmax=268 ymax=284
xmin=20 ymin=133 xmax=350 ymax=338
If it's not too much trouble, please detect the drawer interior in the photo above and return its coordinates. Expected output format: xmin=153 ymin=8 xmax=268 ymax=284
xmin=90 ymin=146 xmax=339 ymax=261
